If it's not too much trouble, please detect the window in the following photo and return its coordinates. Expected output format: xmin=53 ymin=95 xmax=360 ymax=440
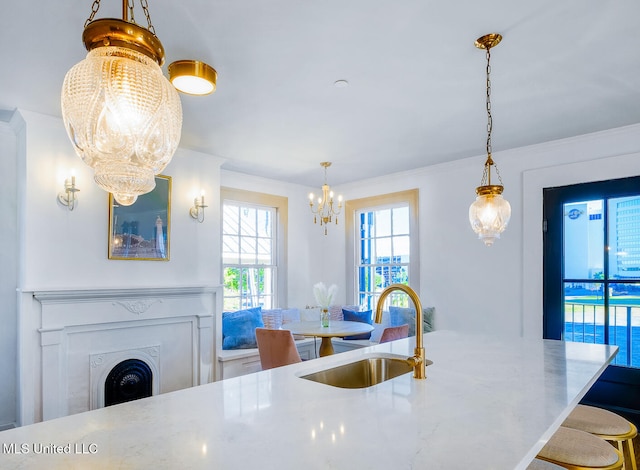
xmin=221 ymin=188 xmax=287 ymax=311
xmin=561 ymin=196 xmax=640 ymax=367
xmin=346 ymin=190 xmax=419 ymax=310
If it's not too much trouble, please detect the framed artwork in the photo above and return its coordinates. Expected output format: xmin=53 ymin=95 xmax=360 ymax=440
xmin=108 ymin=175 xmax=172 ymax=261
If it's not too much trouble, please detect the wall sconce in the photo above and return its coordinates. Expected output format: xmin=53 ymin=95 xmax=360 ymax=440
xmin=58 ymin=172 xmax=80 ymax=211
xmin=189 ymin=191 xmax=207 ymax=223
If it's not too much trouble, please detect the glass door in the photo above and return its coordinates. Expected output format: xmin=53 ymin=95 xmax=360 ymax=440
xmin=543 ymin=175 xmax=640 ymax=425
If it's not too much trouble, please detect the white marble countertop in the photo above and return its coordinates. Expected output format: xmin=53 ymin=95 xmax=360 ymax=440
xmin=0 ymin=331 xmax=618 ymax=469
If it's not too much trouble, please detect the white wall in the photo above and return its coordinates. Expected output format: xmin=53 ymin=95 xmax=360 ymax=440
xmin=0 ymin=110 xmax=23 ymax=430
xmin=19 ymin=110 xmax=223 ymax=291
xmin=329 ymin=124 xmax=640 ymax=340
xmin=3 ymin=106 xmax=640 ymax=429
xmin=7 ymin=109 xmax=224 ymax=427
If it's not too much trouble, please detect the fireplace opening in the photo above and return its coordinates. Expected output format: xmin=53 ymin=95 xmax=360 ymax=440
xmin=105 ymin=359 xmax=153 ymax=407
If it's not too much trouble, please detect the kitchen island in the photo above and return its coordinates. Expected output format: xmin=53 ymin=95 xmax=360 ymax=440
xmin=0 ymin=330 xmax=618 ymax=469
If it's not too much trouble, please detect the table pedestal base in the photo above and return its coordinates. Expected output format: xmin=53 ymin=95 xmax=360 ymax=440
xmin=319 ymin=337 xmax=334 ymax=357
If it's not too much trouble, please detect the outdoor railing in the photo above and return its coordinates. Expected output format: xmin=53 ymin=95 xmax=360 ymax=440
xmin=564 ymin=302 xmax=640 ymax=368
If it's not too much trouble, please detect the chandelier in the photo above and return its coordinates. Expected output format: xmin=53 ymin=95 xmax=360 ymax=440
xmin=309 ymin=162 xmax=343 ymax=235
xmin=61 ymin=0 xmax=183 ymax=206
xmin=468 ymin=33 xmax=511 ymax=246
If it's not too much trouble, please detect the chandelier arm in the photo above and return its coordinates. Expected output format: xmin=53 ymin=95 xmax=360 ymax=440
xmin=309 ymin=204 xmax=321 ymax=215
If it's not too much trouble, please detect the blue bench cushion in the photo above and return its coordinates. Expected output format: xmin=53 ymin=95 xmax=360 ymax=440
xmin=342 ymin=308 xmax=373 ymax=340
xmin=389 ymin=306 xmax=434 ymax=336
xmin=222 ymin=307 xmax=264 ymax=350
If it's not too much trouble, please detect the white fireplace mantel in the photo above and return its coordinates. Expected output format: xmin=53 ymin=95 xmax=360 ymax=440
xmin=18 ymin=285 xmax=222 ymax=425
xmin=33 ymin=286 xmax=217 ymax=303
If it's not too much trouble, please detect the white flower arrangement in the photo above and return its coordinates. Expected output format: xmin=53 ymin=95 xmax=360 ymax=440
xmin=313 ymin=282 xmax=338 ymax=308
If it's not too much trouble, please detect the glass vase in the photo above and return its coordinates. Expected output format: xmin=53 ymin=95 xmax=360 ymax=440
xmin=320 ymin=308 xmax=330 ymax=327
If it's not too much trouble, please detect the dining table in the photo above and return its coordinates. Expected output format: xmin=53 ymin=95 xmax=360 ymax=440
xmin=282 ymin=320 xmax=374 ymax=356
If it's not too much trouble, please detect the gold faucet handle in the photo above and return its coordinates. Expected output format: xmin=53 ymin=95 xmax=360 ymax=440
xmin=406 ymin=355 xmax=421 ymax=366
xmin=411 ymin=347 xmax=427 ymax=379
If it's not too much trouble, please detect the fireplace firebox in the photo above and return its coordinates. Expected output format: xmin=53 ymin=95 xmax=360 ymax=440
xmin=105 ymin=359 xmax=153 ymax=406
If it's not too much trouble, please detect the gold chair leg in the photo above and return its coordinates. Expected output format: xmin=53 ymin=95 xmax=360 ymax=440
xmin=616 ymin=442 xmax=625 ymax=470
xmin=624 ymin=438 xmax=637 ymax=470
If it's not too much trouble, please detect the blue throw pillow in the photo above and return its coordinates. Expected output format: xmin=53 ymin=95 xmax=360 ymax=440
xmin=342 ymin=308 xmax=372 ymax=340
xmin=222 ymin=307 xmax=264 ymax=350
xmin=389 ymin=306 xmax=434 ymax=336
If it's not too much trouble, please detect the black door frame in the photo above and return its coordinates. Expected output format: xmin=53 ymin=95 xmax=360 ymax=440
xmin=543 ymin=175 xmax=640 ymax=426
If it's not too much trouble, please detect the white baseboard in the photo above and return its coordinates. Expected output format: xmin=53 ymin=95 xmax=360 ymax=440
xmin=0 ymin=422 xmax=16 ymax=432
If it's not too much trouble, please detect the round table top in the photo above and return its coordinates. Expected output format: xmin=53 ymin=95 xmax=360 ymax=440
xmin=282 ymin=320 xmax=374 ymax=338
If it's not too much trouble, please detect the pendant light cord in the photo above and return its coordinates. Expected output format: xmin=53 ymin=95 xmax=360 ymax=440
xmin=481 ymin=45 xmax=504 ymax=188
xmin=485 ymin=47 xmax=493 ymax=160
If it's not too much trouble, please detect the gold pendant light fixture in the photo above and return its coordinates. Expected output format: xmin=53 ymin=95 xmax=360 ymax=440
xmin=61 ymin=1 xmax=216 ymax=206
xmin=468 ymin=33 xmax=511 ymax=246
xmin=309 ymin=162 xmax=343 ymax=235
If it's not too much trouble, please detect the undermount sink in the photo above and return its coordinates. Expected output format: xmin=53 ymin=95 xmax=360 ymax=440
xmin=300 ymin=354 xmax=416 ymax=389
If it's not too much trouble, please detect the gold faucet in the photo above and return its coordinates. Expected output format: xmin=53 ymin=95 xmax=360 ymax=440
xmin=375 ymin=284 xmax=426 ymax=379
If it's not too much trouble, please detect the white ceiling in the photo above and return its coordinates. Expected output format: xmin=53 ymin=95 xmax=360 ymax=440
xmin=2 ymin=0 xmax=640 ymax=186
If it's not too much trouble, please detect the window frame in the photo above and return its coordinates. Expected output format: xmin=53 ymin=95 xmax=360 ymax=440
xmin=345 ymin=189 xmax=420 ymax=307
xmin=221 ymin=187 xmax=288 ymax=309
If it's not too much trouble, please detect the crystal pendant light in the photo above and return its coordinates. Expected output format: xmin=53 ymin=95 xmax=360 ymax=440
xmin=468 ymin=33 xmax=511 ymax=246
xmin=61 ymin=1 xmax=182 ymax=206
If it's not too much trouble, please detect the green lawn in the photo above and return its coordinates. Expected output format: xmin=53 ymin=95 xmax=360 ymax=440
xmin=565 ymin=295 xmax=640 ymax=306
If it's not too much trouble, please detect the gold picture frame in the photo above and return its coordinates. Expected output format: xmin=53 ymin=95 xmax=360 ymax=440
xmin=108 ymin=175 xmax=172 ymax=261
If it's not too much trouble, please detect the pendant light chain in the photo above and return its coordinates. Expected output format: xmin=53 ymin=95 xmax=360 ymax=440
xmin=85 ymin=0 xmax=102 ymax=27
xmin=140 ymin=0 xmax=156 ymax=36
xmin=485 ymin=47 xmax=492 ymax=160
xmin=127 ymin=0 xmax=137 ymax=25
xmin=84 ymin=0 xmax=155 ymax=35
xmin=482 ymin=45 xmax=504 ymax=188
